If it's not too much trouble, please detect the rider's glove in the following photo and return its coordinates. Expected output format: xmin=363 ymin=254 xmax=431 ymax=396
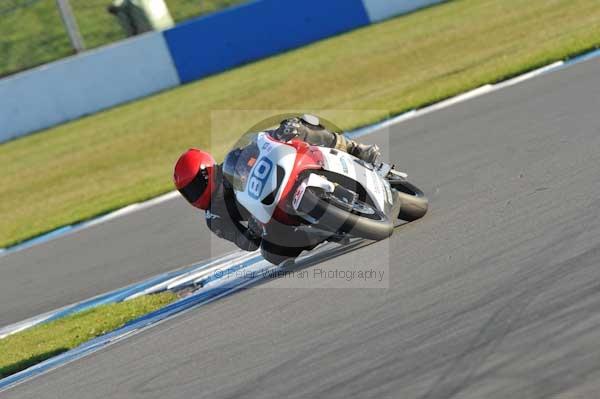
xmin=272 ymin=118 xmax=301 ymax=142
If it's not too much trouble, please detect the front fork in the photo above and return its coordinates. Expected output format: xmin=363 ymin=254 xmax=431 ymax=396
xmin=376 ymin=162 xmax=408 ymax=180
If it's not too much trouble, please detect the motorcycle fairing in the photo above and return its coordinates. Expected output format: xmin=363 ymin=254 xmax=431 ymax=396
xmin=234 ymin=133 xmax=297 ymax=224
xmin=315 ymin=147 xmax=394 ymax=212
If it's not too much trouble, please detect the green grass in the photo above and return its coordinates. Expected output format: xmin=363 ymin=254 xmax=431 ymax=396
xmin=0 ymin=0 xmax=246 ymax=77
xmin=0 ymin=292 xmax=177 ymax=379
xmin=1 ymin=0 xmax=600 ymax=247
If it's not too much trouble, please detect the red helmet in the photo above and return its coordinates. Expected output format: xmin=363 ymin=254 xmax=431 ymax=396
xmin=173 ymin=149 xmax=216 ymax=210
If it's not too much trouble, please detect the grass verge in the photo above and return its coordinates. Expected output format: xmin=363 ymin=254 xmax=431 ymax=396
xmin=0 ymin=0 xmax=246 ymax=77
xmin=0 ymin=292 xmax=177 ymax=379
xmin=1 ymin=0 xmax=600 ymax=247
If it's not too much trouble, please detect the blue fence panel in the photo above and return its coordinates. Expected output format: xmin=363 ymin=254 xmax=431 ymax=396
xmin=164 ymin=0 xmax=370 ymax=83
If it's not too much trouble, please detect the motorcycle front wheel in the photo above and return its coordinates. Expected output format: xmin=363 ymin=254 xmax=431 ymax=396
xmin=388 ymin=178 xmax=429 ymax=222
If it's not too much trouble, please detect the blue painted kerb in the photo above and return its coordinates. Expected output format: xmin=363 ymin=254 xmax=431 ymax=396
xmin=163 ymin=0 xmax=370 ymax=83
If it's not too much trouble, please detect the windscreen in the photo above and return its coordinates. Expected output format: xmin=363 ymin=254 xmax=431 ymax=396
xmin=222 ymin=133 xmax=261 ymax=192
xmin=222 ymin=114 xmax=343 ymax=192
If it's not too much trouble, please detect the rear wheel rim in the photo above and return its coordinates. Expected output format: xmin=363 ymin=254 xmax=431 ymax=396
xmin=326 ymin=194 xmax=380 ymax=218
xmin=349 ymin=201 xmax=376 ymax=215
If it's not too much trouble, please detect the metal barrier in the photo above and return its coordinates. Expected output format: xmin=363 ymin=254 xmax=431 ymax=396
xmin=0 ymin=0 xmax=447 ymax=142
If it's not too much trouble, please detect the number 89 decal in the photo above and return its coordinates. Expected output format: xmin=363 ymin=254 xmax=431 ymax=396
xmin=248 ymin=158 xmax=273 ymax=199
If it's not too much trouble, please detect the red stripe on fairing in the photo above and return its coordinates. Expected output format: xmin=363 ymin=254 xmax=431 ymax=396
xmin=272 ymin=139 xmax=324 ymax=225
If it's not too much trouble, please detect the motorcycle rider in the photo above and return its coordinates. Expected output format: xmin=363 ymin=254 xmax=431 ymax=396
xmin=173 ymin=114 xmax=381 ymax=256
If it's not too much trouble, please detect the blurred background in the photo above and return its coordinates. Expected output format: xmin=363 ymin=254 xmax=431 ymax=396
xmin=0 ymin=0 xmax=247 ymax=77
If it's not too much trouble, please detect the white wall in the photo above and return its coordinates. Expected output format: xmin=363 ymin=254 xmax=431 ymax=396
xmin=0 ymin=32 xmax=179 ymax=143
xmin=362 ymin=0 xmax=445 ymax=23
xmin=0 ymin=0 xmax=449 ymax=143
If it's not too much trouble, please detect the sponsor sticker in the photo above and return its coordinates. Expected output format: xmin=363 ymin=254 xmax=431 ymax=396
xmin=205 ymin=210 xmax=220 ymax=220
xmin=339 ymin=156 xmax=349 ymax=174
xmin=292 ymin=183 xmax=307 ymax=210
xmin=383 ymin=180 xmax=393 ymax=204
xmin=262 ymin=142 xmax=272 ymax=152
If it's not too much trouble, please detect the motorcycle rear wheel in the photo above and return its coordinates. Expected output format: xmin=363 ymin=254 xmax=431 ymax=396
xmin=297 ymin=188 xmax=394 ymax=241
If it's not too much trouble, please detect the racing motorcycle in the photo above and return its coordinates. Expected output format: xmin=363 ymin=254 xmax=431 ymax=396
xmin=223 ymin=130 xmax=428 ymax=265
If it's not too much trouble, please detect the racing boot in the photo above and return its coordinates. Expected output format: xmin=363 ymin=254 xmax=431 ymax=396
xmin=335 ymin=134 xmax=381 ymax=165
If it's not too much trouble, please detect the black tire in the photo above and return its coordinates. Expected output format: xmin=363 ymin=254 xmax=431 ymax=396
xmin=261 ymin=240 xmax=304 ymax=265
xmin=297 ymin=188 xmax=393 ymax=241
xmin=389 ymin=178 xmax=429 ymax=221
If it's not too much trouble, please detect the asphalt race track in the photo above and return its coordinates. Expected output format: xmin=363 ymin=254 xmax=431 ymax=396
xmin=0 ymin=194 xmax=237 ymax=326
xmin=4 ymin=58 xmax=600 ymax=398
